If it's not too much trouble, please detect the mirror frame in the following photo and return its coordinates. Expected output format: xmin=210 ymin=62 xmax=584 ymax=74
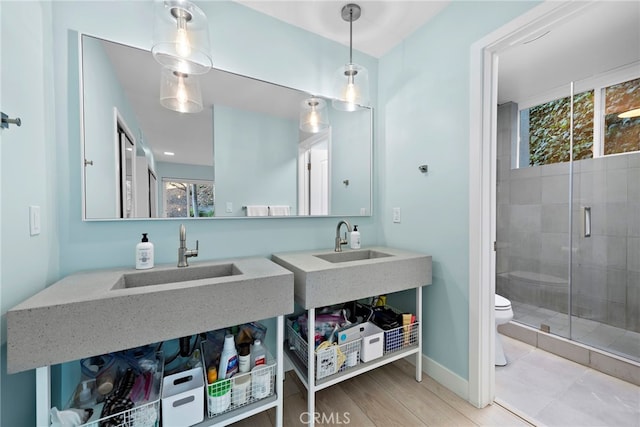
xmin=79 ymin=33 xmax=373 ymax=221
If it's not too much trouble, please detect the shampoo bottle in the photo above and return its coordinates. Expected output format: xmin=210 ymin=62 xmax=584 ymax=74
xmin=135 ymin=233 xmax=154 ymax=270
xmin=350 ymin=226 xmax=361 ymax=249
xmin=219 ymin=335 xmax=239 ymax=379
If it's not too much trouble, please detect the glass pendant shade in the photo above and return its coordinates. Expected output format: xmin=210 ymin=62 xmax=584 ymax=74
xmin=332 ymin=63 xmax=369 ymax=111
xmin=152 ymin=0 xmax=212 ymax=75
xmin=300 ymin=98 xmax=330 ymax=133
xmin=160 ymin=67 xmax=203 ymax=113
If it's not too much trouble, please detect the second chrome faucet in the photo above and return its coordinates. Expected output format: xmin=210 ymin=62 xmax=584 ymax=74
xmin=178 ymin=224 xmax=199 ymax=267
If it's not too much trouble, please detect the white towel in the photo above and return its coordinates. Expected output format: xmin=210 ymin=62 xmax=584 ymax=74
xmin=246 ymin=205 xmax=269 ymax=216
xmin=269 ymin=205 xmax=290 ymax=216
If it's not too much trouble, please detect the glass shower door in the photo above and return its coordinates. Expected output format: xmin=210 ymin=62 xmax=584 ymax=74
xmin=570 ymin=77 xmax=640 ymax=362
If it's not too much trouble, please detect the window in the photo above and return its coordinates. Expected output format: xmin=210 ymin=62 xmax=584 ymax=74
xmin=518 ymin=76 xmax=639 ymax=167
xmin=603 ymin=77 xmax=640 ymax=155
xmin=163 ymin=179 xmax=214 ymax=218
xmin=523 ymin=90 xmax=594 ymax=167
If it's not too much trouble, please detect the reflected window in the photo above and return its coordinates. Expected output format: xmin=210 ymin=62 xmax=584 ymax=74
xmin=603 ymin=77 xmax=640 ymax=155
xmin=163 ymin=179 xmax=214 ymax=218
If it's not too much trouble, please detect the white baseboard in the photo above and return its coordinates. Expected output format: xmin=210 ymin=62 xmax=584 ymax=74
xmin=404 ymin=353 xmax=469 ymax=401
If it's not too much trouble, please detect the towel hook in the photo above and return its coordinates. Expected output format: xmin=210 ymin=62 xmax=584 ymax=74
xmin=1 ymin=112 xmax=22 ymax=129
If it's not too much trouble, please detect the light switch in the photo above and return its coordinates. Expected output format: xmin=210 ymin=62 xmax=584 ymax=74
xmin=226 ymin=202 xmax=233 ymax=213
xmin=360 ymin=207 xmax=366 ymax=215
xmin=30 ymin=206 xmax=41 ymax=235
xmin=393 ymin=207 xmax=401 ymax=223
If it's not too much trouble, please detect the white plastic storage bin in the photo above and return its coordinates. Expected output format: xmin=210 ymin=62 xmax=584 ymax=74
xmin=358 ymin=322 xmax=384 ymax=362
xmin=161 ymin=368 xmax=205 ymax=427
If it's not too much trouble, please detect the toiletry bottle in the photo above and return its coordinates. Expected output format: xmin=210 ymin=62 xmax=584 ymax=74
xmin=251 ymin=339 xmax=267 ymax=368
xmin=135 ymin=233 xmax=154 ymax=270
xmin=218 ymin=335 xmax=239 ymax=379
xmin=238 ymin=343 xmax=251 ymax=373
xmin=350 ymin=225 xmax=361 ymax=249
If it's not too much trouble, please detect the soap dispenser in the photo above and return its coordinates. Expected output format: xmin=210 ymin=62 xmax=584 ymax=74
xmin=350 ymin=225 xmax=361 ymax=249
xmin=136 ymin=233 xmax=154 ymax=270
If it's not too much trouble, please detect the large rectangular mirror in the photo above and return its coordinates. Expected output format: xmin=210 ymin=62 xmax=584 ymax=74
xmin=81 ymin=35 xmax=372 ymax=220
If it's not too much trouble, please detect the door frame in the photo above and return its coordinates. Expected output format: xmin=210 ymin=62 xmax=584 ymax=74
xmin=467 ymin=1 xmax=592 ymax=408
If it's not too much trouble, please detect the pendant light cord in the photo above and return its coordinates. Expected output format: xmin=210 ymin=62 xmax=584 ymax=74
xmin=349 ymin=8 xmax=353 ymax=64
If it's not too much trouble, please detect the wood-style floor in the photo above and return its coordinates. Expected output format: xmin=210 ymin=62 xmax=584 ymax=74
xmin=232 ymin=359 xmax=533 ymax=426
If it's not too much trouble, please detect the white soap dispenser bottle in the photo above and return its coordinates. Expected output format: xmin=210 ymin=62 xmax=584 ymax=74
xmin=135 ymin=233 xmax=154 ymax=270
xmin=350 ymin=225 xmax=361 ymax=249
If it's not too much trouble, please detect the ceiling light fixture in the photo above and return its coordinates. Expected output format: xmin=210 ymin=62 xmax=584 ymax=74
xmin=332 ymin=3 xmax=369 ymax=112
xmin=300 ymin=97 xmax=330 ymax=133
xmin=152 ymin=0 xmax=212 ymax=75
xmin=160 ymin=68 xmax=203 ymax=113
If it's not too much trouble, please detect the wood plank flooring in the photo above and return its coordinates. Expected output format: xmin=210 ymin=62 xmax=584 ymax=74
xmin=232 ymin=359 xmax=533 ymax=426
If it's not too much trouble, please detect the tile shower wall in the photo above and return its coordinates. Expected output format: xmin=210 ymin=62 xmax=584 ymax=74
xmin=496 ymin=103 xmax=640 ymax=333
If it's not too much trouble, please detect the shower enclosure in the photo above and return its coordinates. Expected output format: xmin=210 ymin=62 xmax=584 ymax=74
xmin=496 ymin=73 xmax=640 ymax=363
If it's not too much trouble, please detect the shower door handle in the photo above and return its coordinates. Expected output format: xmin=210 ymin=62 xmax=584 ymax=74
xmin=584 ymin=207 xmax=591 ymax=238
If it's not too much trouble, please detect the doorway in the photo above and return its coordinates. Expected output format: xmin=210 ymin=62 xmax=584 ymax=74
xmin=469 ymin=0 xmax=639 ymax=411
xmin=298 ymin=131 xmax=331 ymax=215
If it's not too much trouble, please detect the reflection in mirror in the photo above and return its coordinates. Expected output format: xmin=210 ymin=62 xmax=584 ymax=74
xmin=80 ymin=35 xmax=372 ymax=220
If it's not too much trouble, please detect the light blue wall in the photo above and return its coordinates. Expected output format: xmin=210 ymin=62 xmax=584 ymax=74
xmin=378 ymin=1 xmax=539 ymax=379
xmin=1 ymin=2 xmax=57 ymax=426
xmin=214 ymin=105 xmax=298 ymax=217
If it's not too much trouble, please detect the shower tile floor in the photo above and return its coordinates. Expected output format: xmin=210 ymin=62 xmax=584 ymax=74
xmin=512 ymin=300 xmax=640 ymax=363
xmin=496 ymin=334 xmax=640 ymax=427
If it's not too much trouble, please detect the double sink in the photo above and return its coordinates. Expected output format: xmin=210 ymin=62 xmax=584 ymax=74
xmin=7 ymin=247 xmax=431 ymax=374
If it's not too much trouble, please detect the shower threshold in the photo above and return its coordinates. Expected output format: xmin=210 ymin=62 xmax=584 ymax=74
xmin=498 ymin=320 xmax=640 ymax=387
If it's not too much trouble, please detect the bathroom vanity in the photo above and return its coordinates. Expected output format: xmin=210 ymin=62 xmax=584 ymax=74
xmin=6 ymin=257 xmax=294 ymax=426
xmin=272 ymin=246 xmax=432 ymax=427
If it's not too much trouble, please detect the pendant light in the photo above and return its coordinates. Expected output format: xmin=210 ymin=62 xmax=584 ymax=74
xmin=160 ymin=67 xmax=203 ymax=113
xmin=300 ymin=97 xmax=330 ymax=133
xmin=152 ymin=0 xmax=212 ymax=75
xmin=332 ymin=3 xmax=369 ymax=111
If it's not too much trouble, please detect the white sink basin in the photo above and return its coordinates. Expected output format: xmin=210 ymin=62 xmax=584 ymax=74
xmin=7 ymin=258 xmax=293 ymax=373
xmin=272 ymin=246 xmax=431 ymax=309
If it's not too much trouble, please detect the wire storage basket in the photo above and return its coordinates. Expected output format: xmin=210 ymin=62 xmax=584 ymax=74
xmin=287 ymin=321 xmax=361 ymax=380
xmin=201 ymin=340 xmax=277 ymax=419
xmin=375 ymin=306 xmax=420 ymax=355
xmin=73 ymin=351 xmax=164 ymax=427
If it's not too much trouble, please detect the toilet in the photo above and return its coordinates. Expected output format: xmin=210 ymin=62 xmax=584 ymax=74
xmin=495 ymin=294 xmax=514 ymax=366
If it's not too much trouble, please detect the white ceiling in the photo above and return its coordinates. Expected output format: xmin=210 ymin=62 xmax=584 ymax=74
xmin=234 ymin=1 xmax=451 ymax=58
xmin=498 ymin=1 xmax=640 ymax=104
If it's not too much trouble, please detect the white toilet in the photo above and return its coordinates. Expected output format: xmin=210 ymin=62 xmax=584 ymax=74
xmin=495 ymin=294 xmax=514 ymax=366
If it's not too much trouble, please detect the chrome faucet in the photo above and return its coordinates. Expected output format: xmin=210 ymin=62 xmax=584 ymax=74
xmin=178 ymin=224 xmax=199 ymax=267
xmin=334 ymin=219 xmax=352 ymax=252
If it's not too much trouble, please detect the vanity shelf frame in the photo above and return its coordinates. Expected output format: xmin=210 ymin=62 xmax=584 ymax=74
xmin=36 ymin=316 xmax=285 ymax=427
xmin=284 ymin=286 xmax=423 ymax=427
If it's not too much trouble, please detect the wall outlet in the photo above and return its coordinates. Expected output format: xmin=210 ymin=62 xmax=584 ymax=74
xmin=392 ymin=207 xmax=401 ymax=223
xmin=29 ymin=206 xmax=41 ymax=235
xmin=225 ymin=202 xmax=233 ymax=213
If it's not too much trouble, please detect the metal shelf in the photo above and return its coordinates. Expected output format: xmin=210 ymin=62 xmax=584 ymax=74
xmin=285 ymin=286 xmax=423 ymax=427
